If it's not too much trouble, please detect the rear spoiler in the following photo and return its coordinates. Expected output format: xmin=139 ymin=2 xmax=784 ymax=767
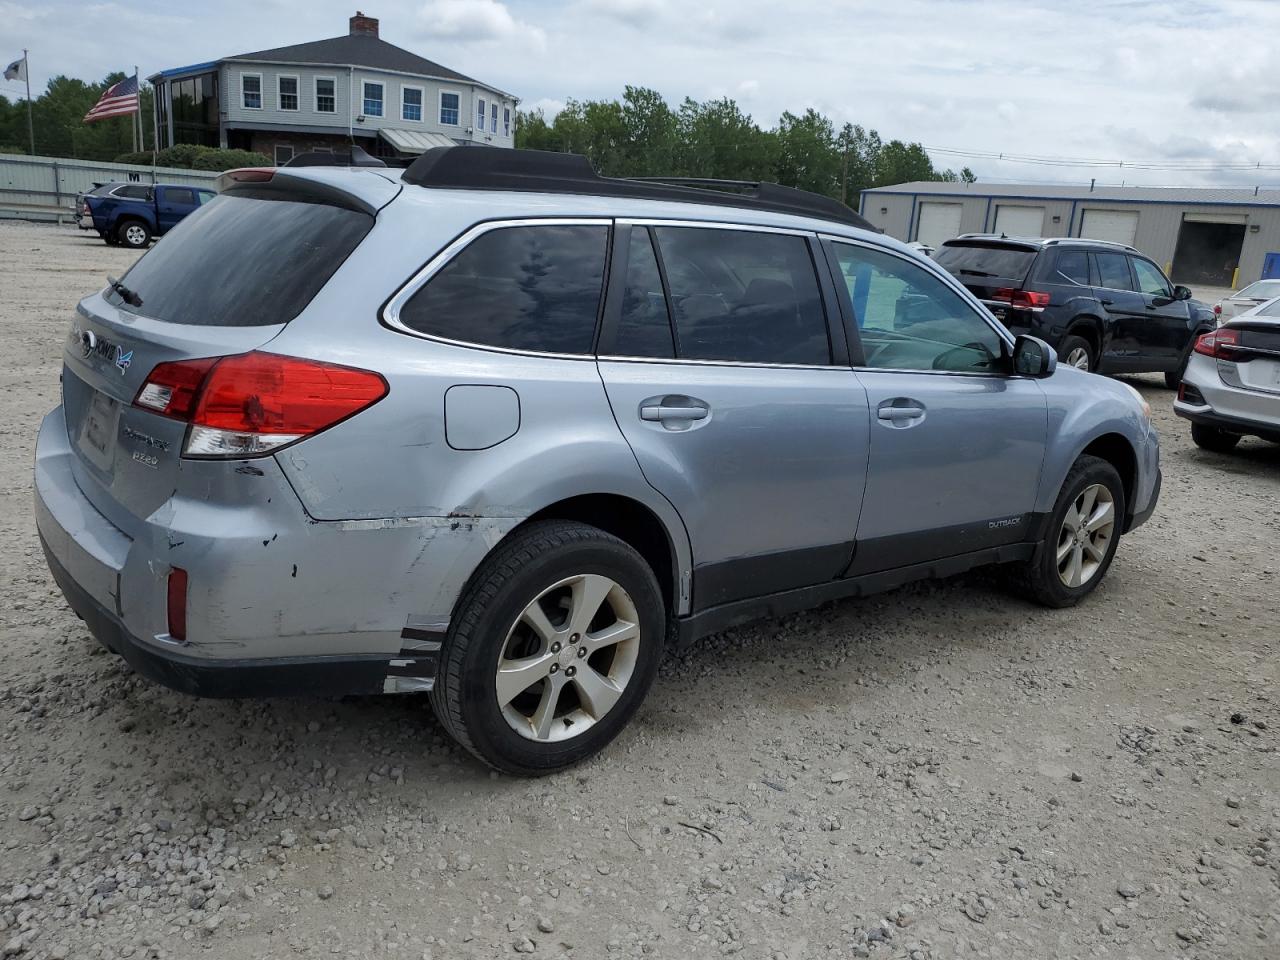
xmin=215 ymin=168 xmax=395 ymax=217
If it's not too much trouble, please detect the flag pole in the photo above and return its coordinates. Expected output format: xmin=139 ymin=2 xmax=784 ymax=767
xmin=132 ymin=65 xmax=140 ymax=152
xmin=24 ymin=49 xmax=34 ymax=155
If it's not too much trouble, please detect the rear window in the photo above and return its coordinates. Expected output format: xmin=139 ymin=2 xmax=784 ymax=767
xmin=934 ymin=242 xmax=1037 ymax=282
xmin=112 ymin=184 xmax=152 ymax=200
xmin=112 ymin=194 xmax=372 ymax=326
xmin=1238 ymin=280 xmax=1280 ymax=299
xmin=1257 ymin=299 xmax=1280 ymax=317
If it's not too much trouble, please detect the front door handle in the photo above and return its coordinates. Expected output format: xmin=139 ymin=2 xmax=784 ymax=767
xmin=876 ymin=398 xmax=927 ymax=427
xmin=1100 ymin=298 xmax=1114 ymax=306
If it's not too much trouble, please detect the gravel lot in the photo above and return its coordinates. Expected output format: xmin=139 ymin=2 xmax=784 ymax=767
xmin=1 ymin=220 xmax=1277 ymax=960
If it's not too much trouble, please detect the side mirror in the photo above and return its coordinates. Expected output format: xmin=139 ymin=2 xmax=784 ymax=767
xmin=1012 ymin=335 xmax=1057 ymax=378
xmin=1173 ymin=284 xmax=1193 ymax=301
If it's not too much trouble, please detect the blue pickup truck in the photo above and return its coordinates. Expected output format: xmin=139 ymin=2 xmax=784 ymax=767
xmin=81 ymin=183 xmax=216 ymax=248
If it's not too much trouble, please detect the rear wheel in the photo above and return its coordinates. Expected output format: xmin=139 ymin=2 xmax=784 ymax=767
xmin=1059 ymin=335 xmax=1095 ymax=372
xmin=1191 ymin=422 xmax=1241 ymax=453
xmin=431 ymin=520 xmax=665 ymax=776
xmin=117 ymin=220 xmax=151 ymax=249
xmin=1008 ymin=455 xmax=1124 ymax=608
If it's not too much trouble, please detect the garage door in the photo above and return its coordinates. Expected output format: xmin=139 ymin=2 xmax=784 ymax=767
xmin=994 ymin=205 xmax=1045 ymax=238
xmin=1080 ymin=209 xmax=1139 ymax=246
xmin=915 ymin=202 xmax=963 ymax=248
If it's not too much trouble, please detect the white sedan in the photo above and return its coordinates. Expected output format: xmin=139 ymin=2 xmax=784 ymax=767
xmin=1213 ymin=279 xmax=1280 ymax=324
xmin=1175 ymin=295 xmax=1280 ymax=451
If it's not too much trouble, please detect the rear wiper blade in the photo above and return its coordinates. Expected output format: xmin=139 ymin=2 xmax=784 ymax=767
xmin=106 ymin=275 xmax=142 ymax=307
xmin=957 ymin=269 xmax=998 ymax=278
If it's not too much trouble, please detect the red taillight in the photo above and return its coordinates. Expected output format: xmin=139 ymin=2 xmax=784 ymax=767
xmin=1193 ymin=328 xmax=1240 ymax=359
xmin=991 ymin=288 xmax=1051 ymax=310
xmin=167 ymin=568 xmax=188 ymax=641
xmin=133 ymin=352 xmax=388 ymax=457
xmin=1213 ymin=304 xmax=1222 ymax=316
xmin=134 ymin=357 xmax=217 ymax=419
xmin=224 ymin=168 xmax=275 ymax=182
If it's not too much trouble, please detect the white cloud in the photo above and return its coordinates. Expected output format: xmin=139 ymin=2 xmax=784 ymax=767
xmin=578 ymin=0 xmax=667 ymax=27
xmin=416 ymin=0 xmax=546 ymax=49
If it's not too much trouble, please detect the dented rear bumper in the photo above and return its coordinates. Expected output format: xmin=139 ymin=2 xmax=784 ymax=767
xmin=34 ymin=405 xmax=519 ymax=698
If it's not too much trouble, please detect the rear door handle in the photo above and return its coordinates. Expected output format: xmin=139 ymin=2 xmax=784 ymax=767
xmin=1100 ymin=298 xmax=1114 ymax=306
xmin=877 ymin=406 xmax=925 ymax=420
xmin=641 ymin=405 xmax=708 ymax=422
xmin=639 ymin=395 xmax=710 ymax=430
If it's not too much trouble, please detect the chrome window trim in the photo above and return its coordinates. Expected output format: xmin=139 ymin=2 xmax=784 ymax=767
xmin=619 ymin=217 xmax=818 ymax=237
xmin=822 ymin=233 xmax=1020 ymax=379
xmin=382 ymin=217 xmax=613 ymax=360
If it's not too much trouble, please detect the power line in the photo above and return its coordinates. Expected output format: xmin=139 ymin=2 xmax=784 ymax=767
xmin=925 ymin=145 xmax=1280 ymax=172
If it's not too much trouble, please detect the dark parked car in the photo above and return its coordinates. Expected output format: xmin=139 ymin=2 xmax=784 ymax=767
xmin=934 ymin=236 xmax=1217 ymax=387
xmin=83 ymin=183 xmax=216 ymax=249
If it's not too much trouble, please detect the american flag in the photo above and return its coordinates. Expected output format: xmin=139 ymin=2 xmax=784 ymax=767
xmin=84 ymin=75 xmax=139 ymax=123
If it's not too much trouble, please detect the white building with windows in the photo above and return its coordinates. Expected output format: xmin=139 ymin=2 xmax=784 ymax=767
xmin=149 ymin=11 xmax=518 ymax=165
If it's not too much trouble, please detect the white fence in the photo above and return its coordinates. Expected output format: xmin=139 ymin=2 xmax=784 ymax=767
xmin=0 ymin=153 xmax=220 ymax=221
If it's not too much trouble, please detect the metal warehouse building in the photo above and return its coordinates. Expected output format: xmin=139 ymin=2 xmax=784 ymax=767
xmin=860 ymin=181 xmax=1280 ymax=289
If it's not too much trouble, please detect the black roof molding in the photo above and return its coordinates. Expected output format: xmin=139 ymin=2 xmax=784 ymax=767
xmin=402 ymin=147 xmax=876 ymax=231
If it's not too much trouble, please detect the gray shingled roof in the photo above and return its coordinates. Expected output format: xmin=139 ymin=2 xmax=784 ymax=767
xmin=226 ymin=33 xmax=480 ymax=85
xmin=864 ymin=181 xmax=1280 ymax=206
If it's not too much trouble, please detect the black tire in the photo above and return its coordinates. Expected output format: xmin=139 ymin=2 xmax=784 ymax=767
xmin=1059 ymin=334 xmax=1096 ymax=372
xmin=1008 ymin=455 xmax=1125 ymax=609
xmin=1165 ymin=344 xmax=1197 ymax=389
xmin=116 ymin=220 xmax=151 ymax=248
xmin=430 ymin=520 xmax=665 ymax=776
xmin=1191 ymin=422 xmax=1241 ymax=453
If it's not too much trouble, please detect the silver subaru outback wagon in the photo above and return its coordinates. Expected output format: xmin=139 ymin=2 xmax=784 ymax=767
xmin=35 ymin=147 xmax=1161 ymax=775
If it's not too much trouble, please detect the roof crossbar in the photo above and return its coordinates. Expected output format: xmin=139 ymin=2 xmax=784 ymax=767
xmin=402 ymin=147 xmax=875 ymax=230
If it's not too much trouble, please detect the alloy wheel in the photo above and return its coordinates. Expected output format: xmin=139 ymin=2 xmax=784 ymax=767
xmin=125 ymin=225 xmax=146 ymax=246
xmin=1065 ymin=346 xmax=1091 ymax=370
xmin=1056 ymin=483 xmax=1116 ymax=588
xmin=495 ymin=574 xmax=641 ymax=742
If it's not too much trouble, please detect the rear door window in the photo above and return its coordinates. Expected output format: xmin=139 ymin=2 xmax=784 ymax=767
xmin=613 ymin=226 xmax=675 ymax=358
xmin=1092 ymin=252 xmax=1135 ymax=291
xmin=650 ymin=226 xmax=830 ymax=365
xmin=111 ymin=194 xmax=373 ymax=326
xmin=398 ymin=223 xmax=609 ymax=355
xmin=165 ymin=187 xmax=196 ymax=206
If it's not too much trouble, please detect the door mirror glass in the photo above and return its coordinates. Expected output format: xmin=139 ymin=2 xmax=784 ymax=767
xmin=1012 ymin=335 xmax=1056 ymax=378
xmin=1173 ymin=284 xmax=1193 ymax=301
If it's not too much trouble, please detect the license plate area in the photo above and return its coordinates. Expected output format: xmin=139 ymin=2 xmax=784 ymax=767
xmin=78 ymin=389 xmax=120 ymax=472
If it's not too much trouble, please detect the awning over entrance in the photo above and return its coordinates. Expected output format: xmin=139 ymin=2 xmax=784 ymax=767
xmin=378 ymin=129 xmax=461 ymax=154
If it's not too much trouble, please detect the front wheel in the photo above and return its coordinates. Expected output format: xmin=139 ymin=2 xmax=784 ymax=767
xmin=431 ymin=520 xmax=665 ymax=776
xmin=1008 ymin=455 xmax=1125 ymax=608
xmin=117 ymin=220 xmax=151 ymax=249
xmin=1191 ymin=422 xmax=1241 ymax=453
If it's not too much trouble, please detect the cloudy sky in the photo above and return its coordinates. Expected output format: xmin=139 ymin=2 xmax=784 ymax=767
xmin=3 ymin=0 xmax=1277 ymax=187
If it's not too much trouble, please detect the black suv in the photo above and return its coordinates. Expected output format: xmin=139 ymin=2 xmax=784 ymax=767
xmin=934 ymin=236 xmax=1216 ymax=387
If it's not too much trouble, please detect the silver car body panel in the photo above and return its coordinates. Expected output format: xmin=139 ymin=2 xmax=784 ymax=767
xmin=34 ymin=168 xmax=1161 ymax=690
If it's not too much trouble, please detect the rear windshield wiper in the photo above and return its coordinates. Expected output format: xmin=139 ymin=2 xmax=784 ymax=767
xmin=957 ymin=269 xmax=998 ymax=278
xmin=106 ymin=275 xmax=142 ymax=307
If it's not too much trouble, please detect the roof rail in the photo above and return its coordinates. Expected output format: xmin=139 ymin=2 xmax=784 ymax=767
xmin=401 ymin=147 xmax=875 ymax=230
